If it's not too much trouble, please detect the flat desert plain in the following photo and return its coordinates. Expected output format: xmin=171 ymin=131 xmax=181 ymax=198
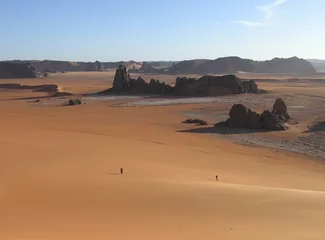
xmin=0 ymin=71 xmax=325 ymax=240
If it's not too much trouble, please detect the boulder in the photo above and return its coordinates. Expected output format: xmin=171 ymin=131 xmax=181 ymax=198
xmin=247 ymin=110 xmax=263 ymax=129
xmin=273 ymin=98 xmax=290 ymax=119
xmin=68 ymin=99 xmax=82 ymax=105
xmin=182 ymin=119 xmax=208 ymax=125
xmin=226 ymin=104 xmax=249 ymax=128
xmin=242 ymin=80 xmax=259 ymax=93
xmin=226 ymin=104 xmax=263 ymax=129
xmin=261 ymin=110 xmax=287 ymax=131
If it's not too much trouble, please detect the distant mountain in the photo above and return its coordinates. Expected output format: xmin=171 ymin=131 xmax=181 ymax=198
xmin=3 ymin=60 xmax=107 ymax=72
xmin=1 ymin=57 xmax=317 ymax=74
xmin=147 ymin=61 xmax=178 ymax=68
xmin=255 ymin=57 xmax=316 ymax=74
xmin=307 ymin=59 xmax=325 ymax=70
xmin=169 ymin=57 xmax=316 ymax=75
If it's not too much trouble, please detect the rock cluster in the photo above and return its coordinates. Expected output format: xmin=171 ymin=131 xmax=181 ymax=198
xmin=110 ymin=65 xmax=172 ymax=94
xmin=104 ymin=66 xmax=263 ymax=96
xmin=174 ymin=75 xmax=260 ymax=96
xmin=0 ymin=62 xmax=40 ymax=78
xmin=218 ymin=98 xmax=290 ymax=131
xmin=182 ymin=119 xmax=208 ymax=125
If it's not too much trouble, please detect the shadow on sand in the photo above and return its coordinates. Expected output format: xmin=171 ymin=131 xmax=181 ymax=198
xmin=304 ymin=121 xmax=325 ymax=133
xmin=177 ymin=126 xmax=270 ymax=135
xmin=0 ymin=83 xmax=73 ymax=101
xmin=9 ymin=92 xmax=72 ymax=101
xmin=109 ymin=173 xmax=121 ymax=176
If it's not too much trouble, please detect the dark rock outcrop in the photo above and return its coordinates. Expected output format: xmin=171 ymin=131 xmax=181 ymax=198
xmin=104 ymin=66 xmax=262 ymax=96
xmin=182 ymin=119 xmax=208 ymax=125
xmin=112 ymin=65 xmax=129 ymax=91
xmin=68 ymin=99 xmax=82 ymax=105
xmin=273 ymin=98 xmax=290 ymax=120
xmin=242 ymin=80 xmax=258 ymax=93
xmin=108 ymin=65 xmax=173 ymax=94
xmin=226 ymin=104 xmax=263 ymax=129
xmin=261 ymin=110 xmax=287 ymax=130
xmin=147 ymin=79 xmax=172 ymax=94
xmin=218 ymin=99 xmax=290 ymax=131
xmin=0 ymin=62 xmax=40 ymax=78
xmin=174 ymin=75 xmax=259 ymax=96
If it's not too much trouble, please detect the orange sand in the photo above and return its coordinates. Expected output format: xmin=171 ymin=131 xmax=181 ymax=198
xmin=0 ymin=73 xmax=325 ymax=240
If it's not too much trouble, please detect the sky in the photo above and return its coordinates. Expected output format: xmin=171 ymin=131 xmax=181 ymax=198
xmin=0 ymin=0 xmax=324 ymax=61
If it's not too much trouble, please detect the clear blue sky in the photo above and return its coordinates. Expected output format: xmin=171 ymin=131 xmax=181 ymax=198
xmin=0 ymin=0 xmax=324 ymax=61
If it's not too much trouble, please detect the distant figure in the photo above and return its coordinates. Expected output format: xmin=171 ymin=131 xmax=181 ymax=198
xmin=35 ymin=99 xmax=40 ymax=102
xmin=120 ymin=168 xmax=124 ymax=175
xmin=216 ymin=175 xmax=218 ymax=181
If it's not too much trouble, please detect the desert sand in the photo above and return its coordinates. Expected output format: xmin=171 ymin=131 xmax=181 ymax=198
xmin=0 ymin=72 xmax=325 ymax=240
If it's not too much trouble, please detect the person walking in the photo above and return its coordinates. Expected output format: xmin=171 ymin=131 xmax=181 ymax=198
xmin=120 ymin=168 xmax=124 ymax=175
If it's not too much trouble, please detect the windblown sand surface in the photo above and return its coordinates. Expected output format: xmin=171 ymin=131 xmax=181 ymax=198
xmin=0 ymin=72 xmax=325 ymax=240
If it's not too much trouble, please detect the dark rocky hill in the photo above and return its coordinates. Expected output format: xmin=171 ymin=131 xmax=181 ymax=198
xmin=307 ymin=59 xmax=325 ymax=71
xmin=0 ymin=62 xmax=40 ymax=78
xmin=168 ymin=56 xmax=316 ymax=74
xmin=255 ymin=57 xmax=316 ymax=74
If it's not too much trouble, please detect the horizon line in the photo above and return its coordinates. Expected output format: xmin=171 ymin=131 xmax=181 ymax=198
xmin=0 ymin=56 xmax=319 ymax=63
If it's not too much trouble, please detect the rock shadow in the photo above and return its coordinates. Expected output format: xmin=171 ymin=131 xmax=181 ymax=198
xmin=304 ymin=121 xmax=325 ymax=133
xmin=10 ymin=92 xmax=72 ymax=101
xmin=177 ymin=126 xmax=270 ymax=135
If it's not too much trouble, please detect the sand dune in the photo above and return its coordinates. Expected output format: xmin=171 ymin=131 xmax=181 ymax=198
xmin=0 ymin=83 xmax=72 ymax=100
xmin=0 ymin=73 xmax=324 ymax=239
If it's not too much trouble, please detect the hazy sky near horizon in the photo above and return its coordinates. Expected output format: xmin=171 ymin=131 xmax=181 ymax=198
xmin=0 ymin=0 xmax=324 ymax=61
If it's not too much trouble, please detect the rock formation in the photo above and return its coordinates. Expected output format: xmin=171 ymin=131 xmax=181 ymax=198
xmin=273 ymin=98 xmax=290 ymax=120
xmin=217 ymin=99 xmax=290 ymax=131
xmin=108 ymin=65 xmax=173 ymax=94
xmin=174 ymin=75 xmax=260 ymax=96
xmin=242 ymin=80 xmax=258 ymax=93
xmin=112 ymin=65 xmax=129 ymax=91
xmin=260 ymin=110 xmax=287 ymax=131
xmin=226 ymin=104 xmax=263 ymax=129
xmin=0 ymin=62 xmax=40 ymax=78
xmin=103 ymin=66 xmax=262 ymax=96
